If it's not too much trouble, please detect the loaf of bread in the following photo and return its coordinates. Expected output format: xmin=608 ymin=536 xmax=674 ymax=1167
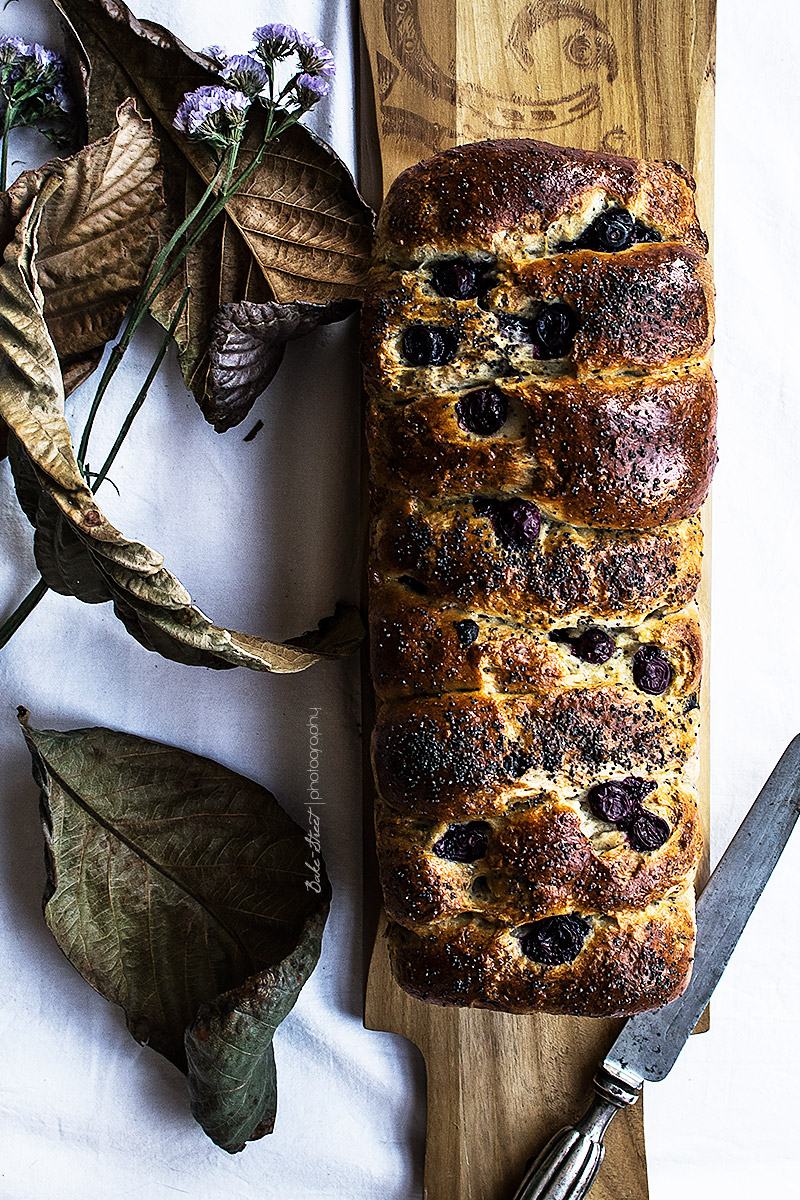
xmin=363 ymin=138 xmax=715 ymax=1017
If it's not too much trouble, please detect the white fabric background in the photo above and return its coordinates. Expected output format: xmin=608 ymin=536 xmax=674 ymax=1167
xmin=0 ymin=1 xmax=798 ymax=1197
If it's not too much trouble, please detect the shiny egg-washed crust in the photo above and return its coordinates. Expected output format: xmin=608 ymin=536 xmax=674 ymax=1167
xmin=385 ymin=886 xmax=696 ymax=1018
xmin=373 ymin=499 xmax=702 ymax=627
xmin=368 ymin=365 xmax=716 ymax=530
xmin=375 ymin=782 xmax=702 ymax=926
xmin=369 ymin=586 xmax=703 ymax=702
xmin=376 ymin=138 xmax=708 ymax=261
xmin=366 ymin=138 xmax=712 ymax=1015
xmin=361 ymin=245 xmax=714 ymax=394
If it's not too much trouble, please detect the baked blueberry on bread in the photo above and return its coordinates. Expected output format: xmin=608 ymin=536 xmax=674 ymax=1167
xmin=363 ymin=138 xmax=715 ymax=1017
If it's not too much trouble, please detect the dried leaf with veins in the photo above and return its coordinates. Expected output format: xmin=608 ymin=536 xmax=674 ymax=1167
xmin=206 ymin=298 xmax=358 ymax=432
xmin=54 ymin=0 xmax=375 ymax=422
xmin=0 ymin=182 xmax=363 ymax=670
xmin=0 ymin=98 xmax=163 ymax=398
xmin=19 ymin=712 xmax=330 ymax=1152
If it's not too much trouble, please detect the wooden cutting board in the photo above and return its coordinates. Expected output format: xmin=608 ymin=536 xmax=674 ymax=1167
xmin=358 ymin=4 xmax=716 ymax=1197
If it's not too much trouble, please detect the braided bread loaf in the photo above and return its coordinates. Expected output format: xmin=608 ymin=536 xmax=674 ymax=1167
xmin=363 ymin=139 xmax=715 ymax=1017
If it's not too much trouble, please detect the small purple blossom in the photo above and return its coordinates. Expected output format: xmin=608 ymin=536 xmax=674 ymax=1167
xmin=296 ymin=72 xmax=331 ymax=107
xmin=0 ymin=35 xmax=30 ymax=57
xmin=44 ymin=79 xmax=73 ymax=114
xmin=0 ymin=36 xmax=28 ymax=80
xmin=173 ymin=84 xmax=250 ymax=138
xmin=296 ymin=33 xmax=335 ymax=78
xmin=221 ymin=53 xmax=269 ymax=97
xmin=0 ymin=36 xmax=75 ymax=157
xmin=201 ymin=45 xmax=229 ymax=67
xmin=252 ymin=23 xmax=300 ymax=60
xmin=31 ymin=43 xmax=64 ymax=72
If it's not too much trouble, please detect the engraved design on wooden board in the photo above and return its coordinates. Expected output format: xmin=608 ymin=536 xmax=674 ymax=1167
xmin=377 ymin=0 xmax=629 ymax=156
xmin=508 ymin=1 xmax=618 ymax=81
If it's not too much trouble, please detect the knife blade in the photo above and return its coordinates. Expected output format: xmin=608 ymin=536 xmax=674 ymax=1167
xmin=508 ymin=734 xmax=800 ymax=1200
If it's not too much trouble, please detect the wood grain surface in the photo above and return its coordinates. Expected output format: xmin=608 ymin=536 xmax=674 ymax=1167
xmin=359 ymin=3 xmax=716 ymax=1197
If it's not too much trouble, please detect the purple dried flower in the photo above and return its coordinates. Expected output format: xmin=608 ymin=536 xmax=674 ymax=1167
xmin=173 ymin=84 xmax=250 ymax=138
xmin=252 ymin=23 xmax=301 ymax=60
xmin=0 ymin=35 xmax=31 ymax=63
xmin=201 ymin=45 xmax=229 ymax=67
xmin=31 ymin=43 xmax=64 ymax=72
xmin=44 ymin=79 xmax=73 ymax=114
xmin=296 ymin=33 xmax=335 ymax=78
xmin=221 ymin=53 xmax=269 ymax=97
xmin=0 ymin=35 xmax=74 ymax=135
xmin=296 ymin=72 xmax=331 ymax=108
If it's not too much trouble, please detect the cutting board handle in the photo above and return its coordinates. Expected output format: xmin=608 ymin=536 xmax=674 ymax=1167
xmin=507 ymin=1068 xmax=642 ymax=1200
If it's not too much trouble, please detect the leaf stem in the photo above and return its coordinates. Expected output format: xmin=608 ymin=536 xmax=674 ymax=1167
xmin=1 ymin=101 xmax=15 ymax=191
xmin=2 ymin=100 xmax=311 ymax=651
xmin=91 ymin=287 xmax=190 ymax=492
xmin=134 ymin=158 xmax=229 ymax=323
xmin=0 ymin=576 xmax=48 ymax=649
xmin=76 ymin=158 xmax=230 ymax=473
xmin=77 ymin=109 xmax=291 ymax=476
xmin=148 ymin=139 xmax=272 ymax=302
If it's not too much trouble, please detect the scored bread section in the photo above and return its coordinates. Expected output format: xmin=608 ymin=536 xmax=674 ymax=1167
xmin=360 ymin=3 xmax=715 ymax=1198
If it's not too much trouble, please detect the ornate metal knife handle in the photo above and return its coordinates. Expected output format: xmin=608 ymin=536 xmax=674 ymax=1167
xmin=508 ymin=1066 xmax=642 ymax=1200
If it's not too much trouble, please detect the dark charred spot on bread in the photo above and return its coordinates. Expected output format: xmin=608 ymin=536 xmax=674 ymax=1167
xmin=503 ymin=744 xmax=536 ymax=779
xmin=397 ymin=575 xmax=430 ymax=595
xmin=469 ymin=875 xmax=493 ymax=902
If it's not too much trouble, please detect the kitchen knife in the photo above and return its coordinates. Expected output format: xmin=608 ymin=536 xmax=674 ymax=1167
xmin=509 ymin=734 xmax=800 ymax=1200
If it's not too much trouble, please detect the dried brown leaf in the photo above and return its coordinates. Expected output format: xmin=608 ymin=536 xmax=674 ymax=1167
xmin=206 ymin=298 xmax=358 ymax=432
xmin=54 ymin=0 xmax=375 ymax=420
xmin=0 ymin=99 xmax=163 ymax=399
xmin=20 ymin=714 xmax=330 ymax=1152
xmin=1 ymin=183 xmax=363 ymax=670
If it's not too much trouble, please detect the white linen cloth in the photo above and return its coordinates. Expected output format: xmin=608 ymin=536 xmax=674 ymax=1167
xmin=0 ymin=2 xmax=798 ymax=1197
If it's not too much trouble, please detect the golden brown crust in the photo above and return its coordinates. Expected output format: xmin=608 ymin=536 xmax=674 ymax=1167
xmin=361 ymin=247 xmax=714 ymax=397
xmin=377 ymin=138 xmax=708 ymax=260
xmin=369 ymin=586 xmax=703 ymax=702
xmin=373 ymin=498 xmax=702 ymax=626
xmin=504 ymin=245 xmax=715 ymax=370
xmin=386 ymin=886 xmax=696 ymax=1017
xmin=366 ymin=137 xmax=711 ymax=1017
xmin=376 ymin=784 xmax=702 ymax=927
xmin=368 ymin=367 xmax=717 ymax=530
xmin=373 ymin=689 xmax=699 ymax=820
